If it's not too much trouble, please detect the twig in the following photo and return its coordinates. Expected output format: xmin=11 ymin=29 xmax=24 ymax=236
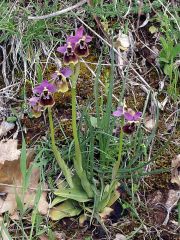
xmin=28 ymin=0 xmax=87 ymax=20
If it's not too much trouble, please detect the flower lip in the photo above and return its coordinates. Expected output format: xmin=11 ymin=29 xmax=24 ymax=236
xmin=55 ymin=80 xmax=69 ymax=93
xmin=33 ymin=80 xmax=56 ymax=95
xmin=64 ymin=51 xmax=78 ymax=65
xmin=123 ymin=122 xmax=136 ymax=134
xmin=29 ymin=96 xmax=42 ymax=118
xmin=74 ymin=42 xmax=89 ymax=57
xmin=51 ymin=68 xmax=72 ymax=93
xmin=57 ymin=42 xmax=78 ymax=65
xmin=39 ymin=91 xmax=55 ymax=107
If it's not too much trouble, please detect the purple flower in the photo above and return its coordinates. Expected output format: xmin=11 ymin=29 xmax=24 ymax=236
xmin=113 ymin=107 xmax=142 ymax=122
xmin=68 ymin=26 xmax=92 ymax=57
xmin=29 ymin=97 xmax=42 ymax=118
xmin=68 ymin=26 xmax=92 ymax=44
xmin=51 ymin=67 xmax=72 ymax=93
xmin=57 ymin=42 xmax=78 ymax=65
xmin=124 ymin=109 xmax=142 ymax=122
xmin=33 ymin=80 xmax=56 ymax=95
xmin=113 ymin=106 xmax=142 ymax=135
xmin=33 ymin=80 xmax=56 ymax=107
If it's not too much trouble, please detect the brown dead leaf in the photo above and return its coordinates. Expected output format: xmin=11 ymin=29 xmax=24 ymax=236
xmin=38 ymin=232 xmax=66 ymax=240
xmin=171 ymin=154 xmax=180 ymax=186
xmin=0 ymin=139 xmax=49 ymax=216
xmin=38 ymin=235 xmax=49 ymax=240
xmin=147 ymin=187 xmax=180 ymax=225
xmin=0 ymin=140 xmax=33 ymax=192
xmin=0 ymin=139 xmax=20 ymax=164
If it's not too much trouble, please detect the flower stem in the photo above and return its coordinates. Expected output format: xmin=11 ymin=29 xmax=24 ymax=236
xmin=112 ymin=125 xmax=124 ymax=180
xmin=48 ymin=107 xmax=74 ymax=188
xmin=71 ymin=86 xmax=83 ymax=174
xmin=70 ymin=62 xmax=93 ymax=198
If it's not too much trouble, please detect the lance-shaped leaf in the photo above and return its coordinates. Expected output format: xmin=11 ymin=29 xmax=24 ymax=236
xmin=49 ymin=200 xmax=81 ymax=220
xmin=50 ymin=196 xmax=67 ymax=208
xmin=54 ymin=187 xmax=90 ymax=203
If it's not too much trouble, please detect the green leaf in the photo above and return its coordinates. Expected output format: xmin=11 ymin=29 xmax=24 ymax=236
xmin=107 ymin=183 xmax=121 ymax=207
xmin=15 ymin=192 xmax=24 ymax=215
xmin=36 ymin=64 xmax=43 ymax=83
xmin=54 ymin=187 xmax=90 ymax=202
xmin=97 ymin=183 xmax=113 ymax=212
xmin=6 ymin=116 xmax=17 ymax=123
xmin=50 ymin=196 xmax=67 ymax=208
xmin=164 ymin=64 xmax=172 ymax=76
xmin=90 ymin=116 xmax=98 ymax=128
xmin=171 ymin=43 xmax=180 ymax=59
xmin=160 ymin=37 xmax=168 ymax=51
xmin=159 ymin=57 xmax=169 ymax=63
xmin=49 ymin=200 xmax=81 ymax=220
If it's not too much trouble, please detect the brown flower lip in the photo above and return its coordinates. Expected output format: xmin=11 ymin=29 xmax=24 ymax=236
xmin=31 ymin=107 xmax=42 ymax=118
xmin=39 ymin=90 xmax=55 ymax=107
xmin=63 ymin=47 xmax=78 ymax=65
xmin=122 ymin=122 xmax=136 ymax=134
xmin=74 ymin=39 xmax=89 ymax=57
xmin=54 ymin=76 xmax=69 ymax=93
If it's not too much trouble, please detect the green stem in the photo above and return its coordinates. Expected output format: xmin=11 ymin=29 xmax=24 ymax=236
xmin=70 ymin=63 xmax=93 ymax=198
xmin=71 ymin=86 xmax=83 ymax=174
xmin=112 ymin=124 xmax=124 ymax=180
xmin=48 ymin=107 xmax=74 ymax=188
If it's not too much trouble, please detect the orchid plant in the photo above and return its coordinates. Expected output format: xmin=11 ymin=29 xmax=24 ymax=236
xmin=29 ymin=26 xmax=142 ymax=223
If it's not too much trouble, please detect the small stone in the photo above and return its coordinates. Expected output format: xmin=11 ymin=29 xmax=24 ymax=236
xmin=114 ymin=233 xmax=126 ymax=240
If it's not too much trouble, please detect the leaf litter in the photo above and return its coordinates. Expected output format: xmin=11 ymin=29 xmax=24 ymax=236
xmin=0 ymin=139 xmax=49 ymax=218
xmin=147 ymin=154 xmax=180 ymax=226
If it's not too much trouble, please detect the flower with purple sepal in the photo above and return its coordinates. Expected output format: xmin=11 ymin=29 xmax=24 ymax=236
xmin=113 ymin=106 xmax=142 ymax=135
xmin=112 ymin=106 xmax=124 ymax=117
xmin=33 ymin=80 xmax=56 ymax=95
xmin=33 ymin=80 xmax=56 ymax=107
xmin=124 ymin=109 xmax=142 ymax=122
xmin=68 ymin=26 xmax=92 ymax=57
xmin=113 ymin=107 xmax=142 ymax=122
xmin=51 ymin=67 xmax=72 ymax=93
xmin=29 ymin=96 xmax=40 ymax=107
xmin=57 ymin=42 xmax=78 ymax=65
